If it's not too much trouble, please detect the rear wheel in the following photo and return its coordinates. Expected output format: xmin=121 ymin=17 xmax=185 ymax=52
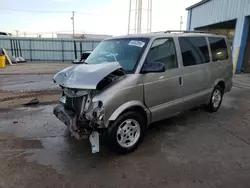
xmin=107 ymin=111 xmax=146 ymax=154
xmin=207 ymin=85 xmax=223 ymax=112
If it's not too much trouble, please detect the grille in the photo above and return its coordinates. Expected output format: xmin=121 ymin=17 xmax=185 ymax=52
xmin=65 ymin=96 xmax=86 ymax=115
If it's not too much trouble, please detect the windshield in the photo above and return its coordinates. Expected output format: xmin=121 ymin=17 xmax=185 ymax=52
xmin=85 ymin=38 xmax=149 ymax=73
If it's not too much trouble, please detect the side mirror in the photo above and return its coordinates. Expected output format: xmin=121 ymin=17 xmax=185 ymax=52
xmin=141 ymin=62 xmax=165 ymax=74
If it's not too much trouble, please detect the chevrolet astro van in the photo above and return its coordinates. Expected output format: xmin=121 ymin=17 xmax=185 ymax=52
xmin=53 ymin=31 xmax=233 ymax=154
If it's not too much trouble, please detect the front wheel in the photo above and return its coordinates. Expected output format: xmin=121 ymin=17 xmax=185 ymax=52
xmin=107 ymin=111 xmax=146 ymax=154
xmin=207 ymin=85 xmax=223 ymax=112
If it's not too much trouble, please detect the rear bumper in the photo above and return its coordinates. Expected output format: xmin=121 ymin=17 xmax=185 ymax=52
xmin=225 ymin=79 xmax=233 ymax=93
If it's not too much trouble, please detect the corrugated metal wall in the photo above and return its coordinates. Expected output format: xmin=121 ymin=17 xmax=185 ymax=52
xmin=188 ymin=0 xmax=250 ymax=30
xmin=0 ymin=37 xmax=101 ymax=62
xmin=186 ymin=0 xmax=250 ymax=73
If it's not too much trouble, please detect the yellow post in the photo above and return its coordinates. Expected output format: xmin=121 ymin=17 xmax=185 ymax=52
xmin=0 ymin=55 xmax=6 ymax=68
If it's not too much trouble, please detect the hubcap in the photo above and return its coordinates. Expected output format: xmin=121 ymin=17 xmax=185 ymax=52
xmin=212 ymin=89 xmax=222 ymax=108
xmin=116 ymin=119 xmax=141 ymax=148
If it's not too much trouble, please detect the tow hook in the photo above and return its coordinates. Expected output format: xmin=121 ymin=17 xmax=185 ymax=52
xmin=89 ymin=131 xmax=100 ymax=153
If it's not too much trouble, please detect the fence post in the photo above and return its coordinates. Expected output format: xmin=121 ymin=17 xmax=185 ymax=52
xmin=92 ymin=41 xmax=94 ymax=50
xmin=61 ymin=40 xmax=64 ymax=62
xmin=29 ymin=39 xmax=32 ymax=61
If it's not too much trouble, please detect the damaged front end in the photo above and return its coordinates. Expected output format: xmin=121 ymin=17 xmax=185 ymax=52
xmin=53 ymin=62 xmax=126 ymax=153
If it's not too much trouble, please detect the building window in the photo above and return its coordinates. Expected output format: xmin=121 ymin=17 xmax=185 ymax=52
xmin=208 ymin=37 xmax=229 ymax=61
xmin=179 ymin=37 xmax=210 ymax=67
xmin=146 ymin=38 xmax=178 ymax=70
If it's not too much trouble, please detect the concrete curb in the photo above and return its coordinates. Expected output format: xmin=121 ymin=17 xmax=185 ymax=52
xmin=0 ymin=90 xmax=61 ymax=102
xmin=0 ymin=72 xmax=58 ymax=75
xmin=0 ymin=100 xmax=58 ymax=112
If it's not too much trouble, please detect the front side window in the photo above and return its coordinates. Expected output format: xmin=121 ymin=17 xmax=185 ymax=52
xmin=86 ymin=38 xmax=149 ymax=73
xmin=145 ymin=38 xmax=178 ymax=70
xmin=209 ymin=37 xmax=229 ymax=61
xmin=179 ymin=37 xmax=210 ymax=67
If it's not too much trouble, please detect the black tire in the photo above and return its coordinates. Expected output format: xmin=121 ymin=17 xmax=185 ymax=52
xmin=207 ymin=85 xmax=224 ymax=112
xmin=107 ymin=111 xmax=146 ymax=154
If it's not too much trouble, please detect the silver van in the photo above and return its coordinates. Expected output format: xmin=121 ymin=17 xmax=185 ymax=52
xmin=53 ymin=31 xmax=233 ymax=154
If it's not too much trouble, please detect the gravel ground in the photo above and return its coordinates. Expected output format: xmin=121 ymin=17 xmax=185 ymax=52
xmin=0 ymin=62 xmax=71 ymax=75
xmin=0 ymin=74 xmax=60 ymax=110
xmin=0 ymin=63 xmax=69 ymax=110
xmin=0 ymin=75 xmax=249 ymax=188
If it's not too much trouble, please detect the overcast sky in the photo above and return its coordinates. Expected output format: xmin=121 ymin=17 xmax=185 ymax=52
xmin=1 ymin=0 xmax=200 ymax=37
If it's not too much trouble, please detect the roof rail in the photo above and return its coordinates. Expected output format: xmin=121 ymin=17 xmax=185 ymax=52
xmin=164 ymin=30 xmax=207 ymax=33
xmin=149 ymin=31 xmax=166 ymax=34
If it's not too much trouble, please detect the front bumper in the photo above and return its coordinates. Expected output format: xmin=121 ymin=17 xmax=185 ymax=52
xmin=53 ymin=104 xmax=75 ymax=127
xmin=53 ymin=104 xmax=89 ymax=139
xmin=53 ymin=104 xmax=101 ymax=153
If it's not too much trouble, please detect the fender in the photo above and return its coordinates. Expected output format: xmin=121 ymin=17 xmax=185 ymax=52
xmin=108 ymin=100 xmax=151 ymax=125
xmin=213 ymin=78 xmax=224 ymax=88
xmin=203 ymin=78 xmax=225 ymax=104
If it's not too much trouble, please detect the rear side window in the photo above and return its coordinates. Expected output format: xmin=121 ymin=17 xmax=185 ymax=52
xmin=208 ymin=37 xmax=229 ymax=61
xmin=179 ymin=37 xmax=210 ymax=67
xmin=146 ymin=38 xmax=178 ymax=70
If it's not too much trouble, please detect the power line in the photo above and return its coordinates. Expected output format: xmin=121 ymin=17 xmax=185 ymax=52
xmin=0 ymin=8 xmax=103 ymax=16
xmin=0 ymin=8 xmax=70 ymax=13
xmin=17 ymin=30 xmax=83 ymax=34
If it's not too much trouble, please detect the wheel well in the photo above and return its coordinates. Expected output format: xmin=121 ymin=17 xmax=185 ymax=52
xmin=217 ymin=81 xmax=225 ymax=92
xmin=123 ymin=106 xmax=148 ymax=125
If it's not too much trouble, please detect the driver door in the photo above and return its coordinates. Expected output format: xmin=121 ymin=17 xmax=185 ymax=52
xmin=142 ymin=38 xmax=182 ymax=122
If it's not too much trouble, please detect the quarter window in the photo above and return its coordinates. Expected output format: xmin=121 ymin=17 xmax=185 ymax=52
xmin=146 ymin=38 xmax=178 ymax=70
xmin=179 ymin=37 xmax=210 ymax=67
xmin=208 ymin=37 xmax=229 ymax=61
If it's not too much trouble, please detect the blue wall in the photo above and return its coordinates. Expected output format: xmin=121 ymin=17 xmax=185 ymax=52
xmin=237 ymin=16 xmax=249 ymax=72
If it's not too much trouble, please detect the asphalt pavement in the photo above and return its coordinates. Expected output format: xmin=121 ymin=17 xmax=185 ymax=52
xmin=0 ymin=74 xmax=250 ymax=188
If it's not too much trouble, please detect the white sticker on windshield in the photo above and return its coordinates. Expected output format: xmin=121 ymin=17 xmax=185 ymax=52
xmin=128 ymin=40 xmax=145 ymax=48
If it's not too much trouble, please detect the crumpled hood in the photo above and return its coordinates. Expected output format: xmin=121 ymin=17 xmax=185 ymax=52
xmin=53 ymin=62 xmax=123 ymax=89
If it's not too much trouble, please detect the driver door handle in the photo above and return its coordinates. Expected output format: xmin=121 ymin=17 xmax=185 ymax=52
xmin=179 ymin=77 xmax=183 ymax=87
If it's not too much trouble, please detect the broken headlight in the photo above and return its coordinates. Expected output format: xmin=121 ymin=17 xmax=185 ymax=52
xmin=60 ymin=96 xmax=66 ymax=104
xmin=92 ymin=101 xmax=105 ymax=122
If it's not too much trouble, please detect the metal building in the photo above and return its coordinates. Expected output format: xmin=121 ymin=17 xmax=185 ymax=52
xmin=57 ymin=33 xmax=112 ymax=40
xmin=186 ymin=0 xmax=250 ymax=73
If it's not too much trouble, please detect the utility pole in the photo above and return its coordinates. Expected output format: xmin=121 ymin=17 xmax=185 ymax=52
xmin=147 ymin=0 xmax=152 ymax=33
xmin=127 ymin=0 xmax=132 ymax=34
xmin=180 ymin=16 xmax=183 ymax=31
xmin=134 ymin=0 xmax=138 ymax=34
xmin=71 ymin=11 xmax=75 ymax=38
xmin=149 ymin=0 xmax=152 ymax=33
xmin=137 ymin=0 xmax=142 ymax=34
